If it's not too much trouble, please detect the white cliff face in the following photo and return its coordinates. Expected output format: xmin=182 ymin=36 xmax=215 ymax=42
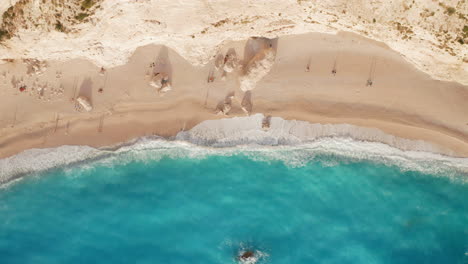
xmin=0 ymin=0 xmax=467 ymax=84
xmin=0 ymin=0 xmax=19 ymax=15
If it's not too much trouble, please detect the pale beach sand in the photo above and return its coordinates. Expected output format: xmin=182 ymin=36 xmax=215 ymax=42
xmin=0 ymin=32 xmax=467 ymax=159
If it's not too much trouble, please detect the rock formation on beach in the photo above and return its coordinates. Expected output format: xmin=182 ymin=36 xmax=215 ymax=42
xmin=216 ymin=93 xmax=235 ymax=116
xmin=223 ymin=51 xmax=239 ymax=73
xmin=76 ymin=96 xmax=93 ymax=112
xmin=240 ymin=47 xmax=276 ymax=92
xmin=150 ymin=72 xmax=171 ymax=93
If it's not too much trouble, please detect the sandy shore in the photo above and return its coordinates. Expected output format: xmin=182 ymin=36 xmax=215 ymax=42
xmin=0 ymin=32 xmax=467 ymax=160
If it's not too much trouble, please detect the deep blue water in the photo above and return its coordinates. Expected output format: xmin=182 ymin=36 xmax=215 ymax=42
xmin=0 ymin=152 xmax=467 ymax=264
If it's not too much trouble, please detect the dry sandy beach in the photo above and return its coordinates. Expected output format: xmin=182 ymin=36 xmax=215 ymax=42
xmin=0 ymin=32 xmax=467 ymax=159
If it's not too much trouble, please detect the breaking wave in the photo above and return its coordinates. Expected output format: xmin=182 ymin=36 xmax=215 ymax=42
xmin=1 ymin=114 xmax=467 ymax=185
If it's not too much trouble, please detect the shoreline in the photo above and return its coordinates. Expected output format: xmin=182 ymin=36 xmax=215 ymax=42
xmin=2 ymin=116 xmax=468 ymax=185
xmin=1 ymin=99 xmax=467 ymax=159
xmin=0 ymin=32 xmax=467 ymax=161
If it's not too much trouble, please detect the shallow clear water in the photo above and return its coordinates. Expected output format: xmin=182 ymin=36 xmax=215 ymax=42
xmin=0 ymin=152 xmax=467 ymax=264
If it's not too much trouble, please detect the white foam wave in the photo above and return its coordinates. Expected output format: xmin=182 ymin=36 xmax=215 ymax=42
xmin=0 ymin=145 xmax=103 ymax=183
xmin=176 ymin=114 xmax=450 ymax=154
xmin=1 ymin=115 xmax=467 ymax=185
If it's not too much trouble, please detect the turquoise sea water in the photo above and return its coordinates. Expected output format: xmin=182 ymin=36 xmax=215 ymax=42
xmin=0 ymin=149 xmax=467 ymax=264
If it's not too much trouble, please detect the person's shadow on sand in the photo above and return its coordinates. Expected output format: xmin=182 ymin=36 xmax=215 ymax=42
xmin=78 ymin=78 xmax=93 ymax=106
xmin=241 ymin=90 xmax=253 ymax=114
xmin=153 ymin=46 xmax=173 ymax=84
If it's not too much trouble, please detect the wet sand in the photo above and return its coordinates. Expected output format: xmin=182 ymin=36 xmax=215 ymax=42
xmin=0 ymin=32 xmax=467 ymax=159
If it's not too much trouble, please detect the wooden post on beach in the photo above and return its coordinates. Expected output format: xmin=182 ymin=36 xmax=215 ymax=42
xmin=204 ymin=77 xmax=211 ymax=107
xmin=366 ymin=57 xmax=376 ymax=86
xmin=65 ymin=121 xmax=70 ymax=135
xmin=207 ymin=68 xmax=215 ymax=83
xmin=204 ymin=84 xmax=210 ymax=107
xmin=331 ymin=57 xmax=337 ymax=76
xmin=306 ymin=56 xmax=311 ymax=72
xmin=98 ymin=115 xmax=104 ymax=133
xmin=53 ymin=112 xmax=59 ymax=133
xmin=204 ymin=65 xmax=217 ymax=106
xmin=71 ymin=77 xmax=78 ymax=100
